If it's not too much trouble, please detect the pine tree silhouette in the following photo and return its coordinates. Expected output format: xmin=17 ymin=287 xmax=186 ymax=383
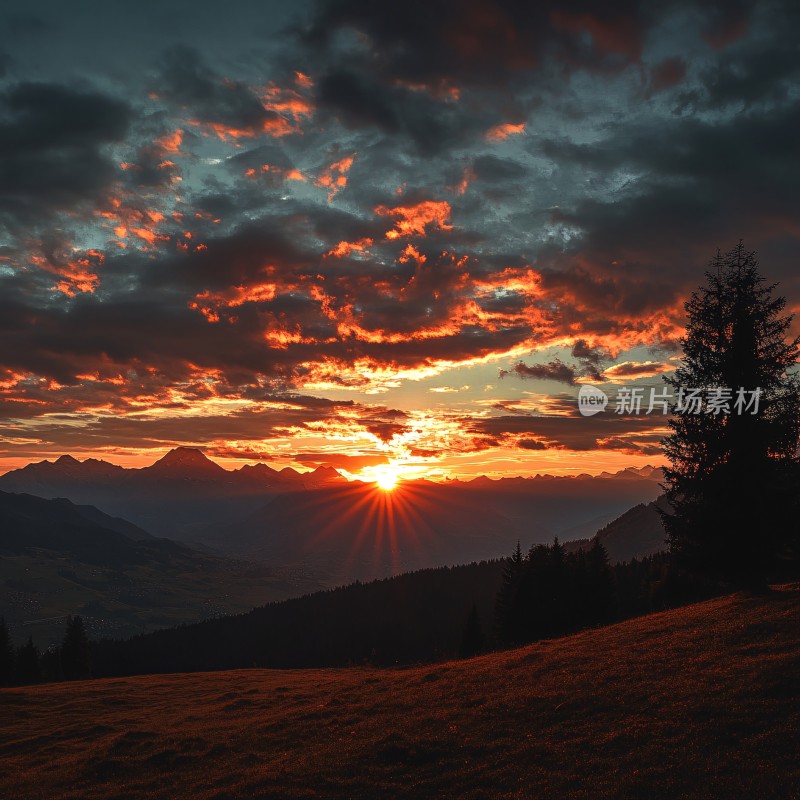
xmin=494 ymin=541 xmax=525 ymax=645
xmin=40 ymin=647 xmax=63 ymax=683
xmin=14 ymin=637 xmax=41 ymax=685
xmin=662 ymin=242 xmax=800 ymax=588
xmin=459 ymin=603 xmax=485 ymax=658
xmin=0 ymin=616 xmax=14 ymax=686
xmin=61 ymin=616 xmax=91 ymax=680
xmin=584 ymin=539 xmax=615 ymax=624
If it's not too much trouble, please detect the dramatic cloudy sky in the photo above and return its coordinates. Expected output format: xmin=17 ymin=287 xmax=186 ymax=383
xmin=0 ymin=0 xmax=798 ymax=477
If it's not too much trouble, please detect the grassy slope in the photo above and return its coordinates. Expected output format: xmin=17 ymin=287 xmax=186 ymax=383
xmin=1 ymin=588 xmax=798 ymax=800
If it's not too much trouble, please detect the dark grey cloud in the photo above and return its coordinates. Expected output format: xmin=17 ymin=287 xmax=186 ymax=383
xmin=304 ymin=0 xmax=649 ymax=88
xmin=571 ymin=339 xmax=612 ymax=380
xmin=501 ymin=359 xmax=578 ymax=385
xmin=466 ymin=410 xmax=666 ymax=454
xmin=0 ymin=82 xmax=132 ymax=230
xmin=679 ymin=0 xmax=799 ymax=111
xmin=1 ymin=12 xmax=54 ymax=40
xmin=155 ymin=45 xmax=293 ymax=136
xmin=315 ymin=69 xmax=483 ymax=156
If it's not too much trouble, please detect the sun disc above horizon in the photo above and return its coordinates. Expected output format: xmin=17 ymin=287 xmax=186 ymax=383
xmin=361 ymin=463 xmax=405 ymax=491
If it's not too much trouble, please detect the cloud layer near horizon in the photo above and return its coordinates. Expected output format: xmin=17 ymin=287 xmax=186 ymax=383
xmin=0 ymin=0 xmax=798 ymax=475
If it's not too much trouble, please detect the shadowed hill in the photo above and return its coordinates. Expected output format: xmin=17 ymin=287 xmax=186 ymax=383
xmin=566 ymin=498 xmax=668 ymax=563
xmin=0 ymin=490 xmax=164 ymax=562
xmin=595 ymin=497 xmax=668 ymax=561
xmin=0 ymin=491 xmax=326 ymax=646
xmin=1 ymin=588 xmax=797 ymax=800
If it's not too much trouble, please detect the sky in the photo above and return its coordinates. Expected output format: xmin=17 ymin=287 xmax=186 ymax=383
xmin=0 ymin=0 xmax=798 ymax=479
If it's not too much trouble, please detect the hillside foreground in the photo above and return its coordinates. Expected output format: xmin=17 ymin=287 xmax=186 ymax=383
xmin=1 ymin=588 xmax=798 ymax=800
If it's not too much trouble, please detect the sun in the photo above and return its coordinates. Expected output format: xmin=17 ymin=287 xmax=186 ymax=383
xmin=376 ymin=471 xmax=398 ymax=491
xmin=367 ymin=464 xmax=403 ymax=491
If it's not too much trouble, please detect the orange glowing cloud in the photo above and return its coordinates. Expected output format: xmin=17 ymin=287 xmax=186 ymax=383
xmin=131 ymin=228 xmax=161 ymax=246
xmin=155 ymin=129 xmax=184 ymax=155
xmin=485 ymin=122 xmax=526 ymax=141
xmin=244 ymin=164 xmax=307 ymax=182
xmin=375 ymin=200 xmax=453 ymax=239
xmin=0 ymin=369 xmax=27 ymax=390
xmin=325 ymin=238 xmax=373 ymax=258
xmin=315 ymin=156 xmax=355 ymax=201
xmin=189 ymin=282 xmax=279 ymax=322
xmin=398 ymin=244 xmax=427 ymax=265
xmin=602 ymin=361 xmax=675 ymax=380
xmin=472 ymin=267 xmax=541 ymax=296
xmin=263 ymin=326 xmax=318 ymax=349
xmin=189 ymin=117 xmax=297 ymax=142
xmin=31 ymin=248 xmax=104 ymax=296
xmin=454 ymin=165 xmax=476 ymax=195
xmin=98 ymin=185 xmax=179 ymax=251
xmin=260 ymin=84 xmax=315 ymax=123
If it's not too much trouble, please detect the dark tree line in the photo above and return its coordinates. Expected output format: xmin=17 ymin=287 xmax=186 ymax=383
xmin=492 ymin=539 xmax=719 ymax=648
xmin=90 ymin=547 xmax=718 ymax=678
xmin=0 ymin=615 xmax=91 ymax=686
xmin=494 ymin=538 xmax=616 ymax=647
xmin=91 ymin=560 xmax=506 ymax=677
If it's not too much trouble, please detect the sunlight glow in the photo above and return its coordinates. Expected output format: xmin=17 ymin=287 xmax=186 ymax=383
xmin=360 ymin=463 xmax=405 ymax=491
xmin=376 ymin=471 xmax=398 ymax=491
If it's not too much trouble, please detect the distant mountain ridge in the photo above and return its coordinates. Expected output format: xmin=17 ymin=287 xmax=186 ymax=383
xmin=565 ymin=498 xmax=669 ymax=563
xmin=0 ymin=450 xmax=664 ymax=581
xmin=0 ymin=490 xmax=155 ymax=558
xmin=0 ymin=452 xmax=669 ymax=652
xmin=0 ymin=448 xmax=335 ymax=538
xmin=1 ymin=448 xmax=662 ymax=487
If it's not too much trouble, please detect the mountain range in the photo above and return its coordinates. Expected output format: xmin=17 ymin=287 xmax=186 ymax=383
xmin=0 ymin=449 xmax=664 ymax=581
xmin=0 ymin=449 xmax=667 ymax=645
xmin=0 ymin=448 xmax=346 ymax=539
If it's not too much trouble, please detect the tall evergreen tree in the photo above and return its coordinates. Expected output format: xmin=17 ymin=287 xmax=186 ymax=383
xmin=494 ymin=541 xmax=525 ymax=645
xmin=14 ymin=637 xmax=41 ymax=685
xmin=40 ymin=647 xmax=63 ymax=683
xmin=584 ymin=540 xmax=615 ymax=624
xmin=61 ymin=616 xmax=91 ymax=680
xmin=542 ymin=538 xmax=568 ymax=636
xmin=459 ymin=603 xmax=486 ymax=658
xmin=0 ymin=616 xmax=15 ymax=686
xmin=662 ymin=242 xmax=800 ymax=588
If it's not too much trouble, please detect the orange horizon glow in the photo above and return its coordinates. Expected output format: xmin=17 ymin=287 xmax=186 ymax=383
xmin=0 ymin=447 xmax=664 ymax=481
xmin=358 ymin=463 xmax=409 ymax=491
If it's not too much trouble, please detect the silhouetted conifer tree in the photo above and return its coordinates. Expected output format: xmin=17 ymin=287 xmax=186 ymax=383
xmin=0 ymin=616 xmax=14 ymax=686
xmin=494 ymin=541 xmax=525 ymax=644
xmin=459 ymin=603 xmax=485 ymax=658
xmin=14 ymin=637 xmax=41 ymax=685
xmin=41 ymin=647 xmax=63 ymax=683
xmin=61 ymin=616 xmax=91 ymax=680
xmin=662 ymin=242 xmax=800 ymax=588
xmin=518 ymin=543 xmax=552 ymax=640
xmin=584 ymin=540 xmax=615 ymax=624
